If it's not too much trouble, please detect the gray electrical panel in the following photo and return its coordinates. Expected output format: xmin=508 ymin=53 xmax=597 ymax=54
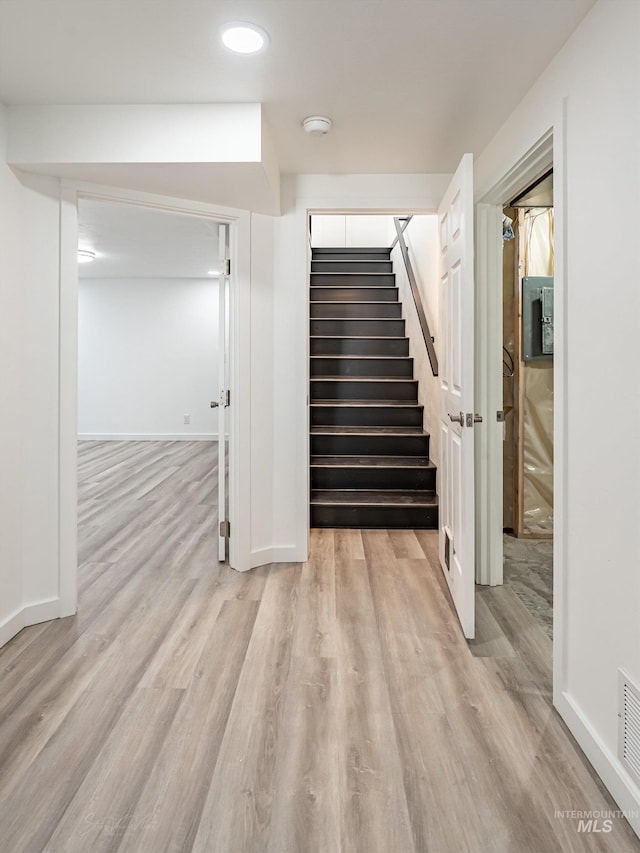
xmin=522 ymin=276 xmax=554 ymax=361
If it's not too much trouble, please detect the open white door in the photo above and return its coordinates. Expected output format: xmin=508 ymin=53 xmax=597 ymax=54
xmin=217 ymin=223 xmax=230 ymax=561
xmin=438 ymin=153 xmax=476 ymax=638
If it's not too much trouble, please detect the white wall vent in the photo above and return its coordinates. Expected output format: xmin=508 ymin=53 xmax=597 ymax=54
xmin=618 ymin=669 xmax=640 ymax=784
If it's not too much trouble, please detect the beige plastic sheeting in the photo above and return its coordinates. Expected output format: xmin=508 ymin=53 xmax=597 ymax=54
xmin=521 ymin=208 xmax=554 ymax=534
xmin=502 ymin=208 xmax=517 ymax=528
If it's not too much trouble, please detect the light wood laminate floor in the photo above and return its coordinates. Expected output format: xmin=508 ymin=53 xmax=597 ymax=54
xmin=0 ymin=440 xmax=638 ymax=852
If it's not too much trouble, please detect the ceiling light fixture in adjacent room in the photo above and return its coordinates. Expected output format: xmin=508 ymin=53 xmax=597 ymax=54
xmin=77 ymin=249 xmax=96 ymax=263
xmin=221 ymin=22 xmax=270 ymax=54
xmin=302 ymin=115 xmax=332 ymax=136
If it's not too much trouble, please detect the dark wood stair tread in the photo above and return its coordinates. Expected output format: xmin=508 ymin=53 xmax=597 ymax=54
xmin=310 ymin=335 xmax=408 ymax=340
xmin=310 ymin=401 xmax=422 ymax=407
xmin=310 ymin=354 xmax=408 ymax=359
xmin=310 ymin=272 xmax=395 ymax=277
xmin=313 ymin=304 xmax=398 ymax=308
xmin=311 ymin=426 xmax=426 ymax=436
xmin=314 ymin=246 xmax=390 ymax=249
xmin=311 ymin=376 xmax=416 ymax=382
xmin=311 ymin=455 xmax=435 ymax=468
xmin=311 ymin=490 xmax=437 ymax=506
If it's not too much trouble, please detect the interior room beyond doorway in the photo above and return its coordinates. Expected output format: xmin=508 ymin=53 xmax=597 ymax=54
xmin=501 ymin=174 xmax=554 ymax=640
xmin=76 ymin=199 xmax=227 ymax=584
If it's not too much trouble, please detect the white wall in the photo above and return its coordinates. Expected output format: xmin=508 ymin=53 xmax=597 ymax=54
xmin=7 ymin=104 xmax=262 ymax=165
xmin=311 ymin=214 xmax=395 ymax=247
xmin=21 ymin=174 xmax=63 ymax=610
xmin=476 ymin=0 xmax=640 ymax=830
xmin=5 ymin=104 xmax=281 ymax=215
xmin=0 ymin=161 xmax=64 ymax=641
xmin=0 ymin=124 xmax=274 ymax=646
xmin=391 ymin=215 xmax=441 ymax=469
xmin=78 ymin=277 xmax=218 ymax=439
xmin=249 ymin=213 xmax=276 ymax=563
xmin=0 ymin=107 xmax=25 ymax=645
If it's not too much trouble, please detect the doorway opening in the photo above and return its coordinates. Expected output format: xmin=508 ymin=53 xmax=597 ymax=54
xmin=307 ymin=212 xmax=440 ymax=531
xmin=76 ymin=197 xmax=231 ymax=593
xmin=502 ymin=177 xmax=554 ymax=641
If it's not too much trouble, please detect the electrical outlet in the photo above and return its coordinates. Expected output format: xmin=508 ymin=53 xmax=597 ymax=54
xmin=183 ymin=414 xmax=191 ymax=425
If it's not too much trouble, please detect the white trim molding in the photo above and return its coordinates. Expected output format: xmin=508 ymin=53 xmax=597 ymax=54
xmin=24 ymin=598 xmax=63 ymax=626
xmin=59 ymin=180 xmax=254 ymax=607
xmin=0 ymin=608 xmax=28 ymax=649
xmin=0 ymin=598 xmax=64 ymax=648
xmin=78 ymin=433 xmax=218 ymax=442
xmin=474 ymin=127 xmax=555 ymax=589
xmin=557 ymin=691 xmax=640 ymax=839
xmin=250 ymin=545 xmax=308 ymax=569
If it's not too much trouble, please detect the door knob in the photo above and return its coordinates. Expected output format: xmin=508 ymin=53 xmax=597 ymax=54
xmin=210 ymin=401 xmax=219 ymax=408
xmin=465 ymin=412 xmax=484 ymax=427
xmin=448 ymin=412 xmax=464 ymax=426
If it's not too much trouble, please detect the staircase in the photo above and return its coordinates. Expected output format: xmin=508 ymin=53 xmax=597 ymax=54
xmin=309 ymin=246 xmax=439 ymax=529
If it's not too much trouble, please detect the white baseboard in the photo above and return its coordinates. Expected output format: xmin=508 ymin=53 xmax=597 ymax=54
xmin=24 ymin=598 xmax=63 ymax=626
xmin=0 ymin=597 xmax=63 ymax=649
xmin=78 ymin=433 xmax=218 ymax=441
xmin=250 ymin=545 xmax=307 ymax=569
xmin=557 ymin=691 xmax=640 ymax=838
xmin=0 ymin=607 xmax=27 ymax=649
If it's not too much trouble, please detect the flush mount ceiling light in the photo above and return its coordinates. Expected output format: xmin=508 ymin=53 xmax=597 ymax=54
xmin=77 ymin=249 xmax=96 ymax=263
xmin=221 ymin=22 xmax=269 ymax=54
xmin=303 ymin=115 xmax=332 ymax=136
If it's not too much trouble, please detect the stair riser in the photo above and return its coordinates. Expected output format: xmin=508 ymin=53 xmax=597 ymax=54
xmin=311 ymin=303 xmax=402 ymax=319
xmin=310 ymin=320 xmax=406 ymax=338
xmin=310 ymin=337 xmax=409 ymax=356
xmin=311 ymin=379 xmax=417 ymax=401
xmin=311 ymin=504 xmax=439 ymax=529
xmin=311 ymin=357 xmax=413 ymax=378
xmin=311 ymin=434 xmax=430 ymax=456
xmin=310 ymin=287 xmax=398 ymax=302
xmin=311 ymin=466 xmax=436 ymax=490
xmin=311 ymin=405 xmax=424 ymax=427
xmin=311 ymin=260 xmax=393 ymax=273
xmin=311 ymin=273 xmax=395 ymax=286
xmin=312 ymin=250 xmax=391 ymax=261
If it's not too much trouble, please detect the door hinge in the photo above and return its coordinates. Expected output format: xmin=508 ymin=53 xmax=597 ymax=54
xmin=220 ymin=520 xmax=230 ymax=538
xmin=223 ymin=258 xmax=231 ymax=276
xmin=445 ymin=529 xmax=452 ymax=570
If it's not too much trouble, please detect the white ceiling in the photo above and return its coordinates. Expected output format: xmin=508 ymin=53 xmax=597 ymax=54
xmin=0 ymin=0 xmax=595 ymax=175
xmin=78 ymin=199 xmax=221 ymax=279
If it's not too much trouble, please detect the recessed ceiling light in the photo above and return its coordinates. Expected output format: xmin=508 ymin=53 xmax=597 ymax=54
xmin=221 ymin=22 xmax=269 ymax=55
xmin=78 ymin=249 xmax=96 ymax=263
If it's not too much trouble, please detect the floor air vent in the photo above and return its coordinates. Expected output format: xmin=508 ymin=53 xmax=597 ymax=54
xmin=618 ymin=669 xmax=640 ymax=784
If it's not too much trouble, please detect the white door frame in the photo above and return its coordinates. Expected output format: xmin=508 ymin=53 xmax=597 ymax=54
xmin=475 ymin=128 xmax=553 ymax=586
xmin=59 ymin=180 xmax=253 ymax=615
xmin=306 ymin=206 xmax=438 ymax=539
xmin=475 ymin=118 xmax=567 ymax=704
